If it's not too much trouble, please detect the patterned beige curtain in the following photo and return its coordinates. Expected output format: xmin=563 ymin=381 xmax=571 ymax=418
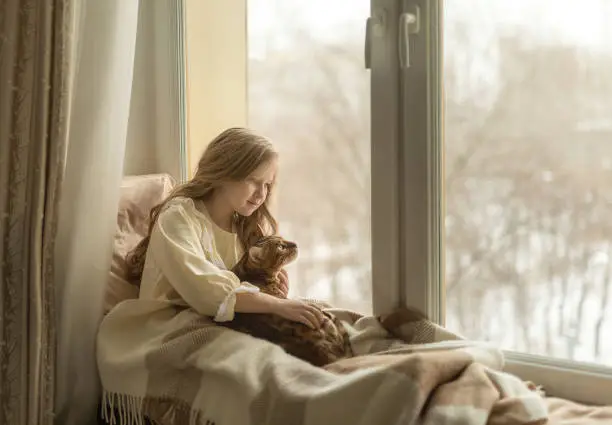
xmin=0 ymin=1 xmax=75 ymax=425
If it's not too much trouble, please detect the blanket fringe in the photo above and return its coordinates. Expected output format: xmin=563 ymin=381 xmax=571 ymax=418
xmin=101 ymin=390 xmax=144 ymax=425
xmin=101 ymin=390 xmax=211 ymax=425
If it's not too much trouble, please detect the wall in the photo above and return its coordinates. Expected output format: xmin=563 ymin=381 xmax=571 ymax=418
xmin=184 ymin=0 xmax=247 ymax=175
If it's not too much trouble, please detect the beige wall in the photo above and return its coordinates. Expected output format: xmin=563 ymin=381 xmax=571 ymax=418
xmin=184 ymin=0 xmax=247 ymax=175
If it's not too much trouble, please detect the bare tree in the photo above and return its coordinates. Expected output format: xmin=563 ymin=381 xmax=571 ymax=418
xmin=249 ymin=12 xmax=371 ymax=312
xmin=444 ymin=31 xmax=612 ymax=362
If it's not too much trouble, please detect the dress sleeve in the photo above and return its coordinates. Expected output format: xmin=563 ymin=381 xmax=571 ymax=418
xmin=148 ymin=201 xmax=259 ymax=321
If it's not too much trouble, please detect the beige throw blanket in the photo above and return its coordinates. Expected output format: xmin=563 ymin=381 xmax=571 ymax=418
xmin=97 ymin=301 xmax=550 ymax=425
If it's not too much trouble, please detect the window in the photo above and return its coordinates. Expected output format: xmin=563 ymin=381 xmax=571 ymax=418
xmin=443 ymin=0 xmax=612 ymax=367
xmin=184 ymin=0 xmax=612 ymax=403
xmin=247 ymin=0 xmax=372 ymax=313
xmin=364 ymin=0 xmax=612 ymax=402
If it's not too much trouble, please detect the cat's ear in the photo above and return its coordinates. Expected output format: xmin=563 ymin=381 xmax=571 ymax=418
xmin=248 ymin=246 xmax=264 ymax=261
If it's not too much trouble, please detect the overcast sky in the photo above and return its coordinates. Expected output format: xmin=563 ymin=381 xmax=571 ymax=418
xmin=248 ymin=0 xmax=612 ymax=58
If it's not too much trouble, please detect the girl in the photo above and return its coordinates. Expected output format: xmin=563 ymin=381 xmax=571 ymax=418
xmin=127 ymin=127 xmax=325 ymax=329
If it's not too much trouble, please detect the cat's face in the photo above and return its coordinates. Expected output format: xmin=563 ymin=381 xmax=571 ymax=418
xmin=247 ymin=236 xmax=298 ymax=271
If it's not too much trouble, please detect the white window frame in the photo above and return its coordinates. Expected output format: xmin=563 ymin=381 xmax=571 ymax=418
xmin=182 ymin=0 xmax=612 ymax=406
xmin=369 ymin=0 xmax=612 ymax=405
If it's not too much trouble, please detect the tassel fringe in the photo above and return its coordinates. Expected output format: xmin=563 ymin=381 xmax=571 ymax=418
xmin=100 ymin=390 xmax=211 ymax=425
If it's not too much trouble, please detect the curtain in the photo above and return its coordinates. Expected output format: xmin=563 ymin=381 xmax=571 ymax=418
xmin=123 ymin=0 xmax=186 ymax=181
xmin=1 ymin=1 xmax=184 ymax=423
xmin=0 ymin=1 xmax=75 ymax=425
xmin=52 ymin=1 xmax=140 ymax=424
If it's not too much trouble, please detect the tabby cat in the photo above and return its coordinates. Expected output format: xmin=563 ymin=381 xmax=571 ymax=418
xmin=219 ymin=235 xmax=353 ymax=367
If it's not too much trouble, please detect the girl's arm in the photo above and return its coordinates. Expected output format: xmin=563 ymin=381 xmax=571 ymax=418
xmin=234 ymin=291 xmax=280 ymax=313
xmin=235 ymin=291 xmax=324 ymax=329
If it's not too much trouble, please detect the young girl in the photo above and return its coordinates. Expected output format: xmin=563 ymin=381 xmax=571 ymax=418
xmin=127 ymin=127 xmax=325 ymax=329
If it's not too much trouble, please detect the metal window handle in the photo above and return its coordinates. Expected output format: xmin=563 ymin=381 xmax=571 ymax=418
xmin=399 ymin=5 xmax=420 ymax=69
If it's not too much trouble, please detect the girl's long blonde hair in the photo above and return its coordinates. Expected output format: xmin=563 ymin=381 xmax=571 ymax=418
xmin=126 ymin=127 xmax=279 ymax=284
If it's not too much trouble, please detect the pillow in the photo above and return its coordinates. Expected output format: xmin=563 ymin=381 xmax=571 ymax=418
xmin=104 ymin=173 xmax=176 ymax=314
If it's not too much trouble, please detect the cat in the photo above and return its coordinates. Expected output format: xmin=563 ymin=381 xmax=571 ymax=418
xmin=218 ymin=235 xmax=353 ymax=367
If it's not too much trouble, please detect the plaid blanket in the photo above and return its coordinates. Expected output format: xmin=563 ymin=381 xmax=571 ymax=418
xmin=96 ymin=301 xmax=593 ymax=425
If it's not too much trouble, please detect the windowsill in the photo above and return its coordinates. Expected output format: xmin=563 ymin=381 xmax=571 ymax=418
xmin=503 ymin=351 xmax=612 ymax=406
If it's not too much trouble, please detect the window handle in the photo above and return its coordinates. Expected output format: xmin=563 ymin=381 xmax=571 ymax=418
xmin=399 ymin=5 xmax=420 ymax=69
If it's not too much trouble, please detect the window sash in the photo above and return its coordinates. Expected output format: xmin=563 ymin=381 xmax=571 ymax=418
xmin=370 ymin=0 xmax=403 ymax=315
xmin=370 ymin=0 xmax=443 ymax=321
xmin=372 ymin=0 xmax=612 ymax=404
xmin=398 ymin=0 xmax=444 ymax=324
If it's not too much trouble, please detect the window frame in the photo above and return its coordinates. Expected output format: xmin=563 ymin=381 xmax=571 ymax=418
xmin=369 ymin=0 xmax=445 ymax=322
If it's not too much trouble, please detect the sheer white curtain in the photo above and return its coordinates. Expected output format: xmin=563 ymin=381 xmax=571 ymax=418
xmin=54 ymin=0 xmax=186 ymax=422
xmin=54 ymin=1 xmax=140 ymax=424
xmin=124 ymin=0 xmax=186 ymax=180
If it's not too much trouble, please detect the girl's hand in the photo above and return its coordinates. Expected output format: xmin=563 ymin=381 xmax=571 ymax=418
xmin=278 ymin=268 xmax=289 ymax=297
xmin=272 ymin=298 xmax=325 ymax=329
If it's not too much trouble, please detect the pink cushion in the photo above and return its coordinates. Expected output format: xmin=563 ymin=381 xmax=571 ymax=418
xmin=104 ymin=174 xmax=176 ymax=314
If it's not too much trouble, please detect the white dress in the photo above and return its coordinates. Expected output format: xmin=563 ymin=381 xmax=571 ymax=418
xmin=138 ymin=196 xmax=260 ymax=321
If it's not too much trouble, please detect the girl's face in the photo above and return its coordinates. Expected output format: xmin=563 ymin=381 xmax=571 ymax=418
xmin=219 ymin=158 xmax=278 ymax=217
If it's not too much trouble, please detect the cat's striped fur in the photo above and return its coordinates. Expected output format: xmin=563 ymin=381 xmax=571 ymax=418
xmin=219 ymin=236 xmax=353 ymax=367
